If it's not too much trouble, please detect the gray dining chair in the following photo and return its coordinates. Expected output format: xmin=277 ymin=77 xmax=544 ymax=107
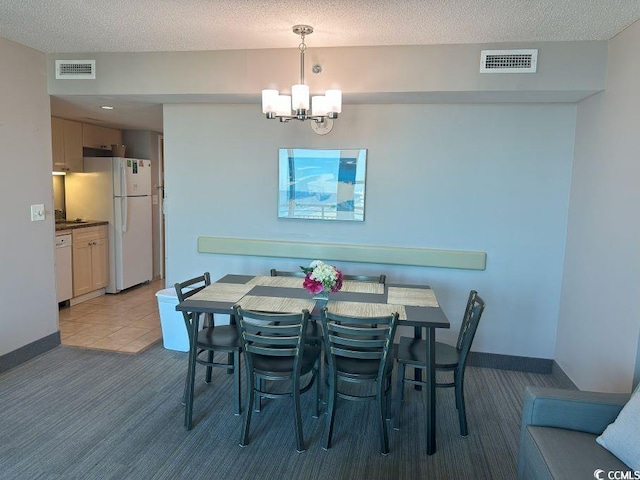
xmin=234 ymin=306 xmax=321 ymax=452
xmin=321 ymin=307 xmax=399 ymax=455
xmin=394 ymin=290 xmax=485 ymax=436
xmin=175 ymin=272 xmax=242 ymax=430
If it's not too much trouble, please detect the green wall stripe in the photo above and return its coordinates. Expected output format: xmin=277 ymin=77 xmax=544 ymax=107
xmin=197 ymin=236 xmax=486 ymax=271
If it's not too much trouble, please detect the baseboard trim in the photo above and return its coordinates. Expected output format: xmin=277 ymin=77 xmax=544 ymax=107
xmin=0 ymin=332 xmax=61 ymax=374
xmin=70 ymin=288 xmax=105 ymax=306
xmin=467 ymin=351 xmax=553 ymax=374
xmin=551 ymin=360 xmax=578 ymax=389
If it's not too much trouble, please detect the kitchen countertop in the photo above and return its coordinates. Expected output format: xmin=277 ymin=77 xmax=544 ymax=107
xmin=55 ymin=220 xmax=108 ymax=232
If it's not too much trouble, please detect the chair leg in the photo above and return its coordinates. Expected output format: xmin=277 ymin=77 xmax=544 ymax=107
xmin=184 ymin=342 xmax=198 ymax=430
xmin=323 ymin=370 xmax=338 ymax=450
xmin=205 ymin=350 xmax=214 ymax=383
xmin=382 ymin=375 xmax=390 ymax=421
xmin=313 ymin=361 xmax=321 ymax=419
xmin=318 ymin=348 xmax=325 ymax=410
xmin=456 ymin=370 xmax=468 ymax=437
xmin=233 ymin=350 xmax=241 ymax=415
xmin=293 ymin=376 xmax=305 ymax=453
xmin=452 ymin=370 xmax=460 ymax=410
xmin=182 ymin=369 xmax=189 ymax=406
xmin=378 ymin=382 xmax=390 ymax=455
xmin=255 ymin=376 xmax=262 ymax=412
xmin=394 ymin=362 xmax=406 ymax=430
xmin=227 ymin=352 xmax=234 ymax=374
xmin=240 ymin=370 xmax=254 ymax=447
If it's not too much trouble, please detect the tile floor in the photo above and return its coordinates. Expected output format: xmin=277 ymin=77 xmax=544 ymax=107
xmin=58 ymin=278 xmax=166 ymax=354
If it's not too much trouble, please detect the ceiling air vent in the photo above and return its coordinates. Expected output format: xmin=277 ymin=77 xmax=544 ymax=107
xmin=55 ymin=60 xmax=96 ymax=79
xmin=480 ymin=49 xmax=537 ymax=73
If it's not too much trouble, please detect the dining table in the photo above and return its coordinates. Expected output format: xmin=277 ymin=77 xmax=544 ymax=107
xmin=175 ymin=273 xmax=450 ymax=455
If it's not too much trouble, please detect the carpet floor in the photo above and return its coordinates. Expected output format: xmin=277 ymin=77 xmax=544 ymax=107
xmin=0 ymin=343 xmax=568 ymax=480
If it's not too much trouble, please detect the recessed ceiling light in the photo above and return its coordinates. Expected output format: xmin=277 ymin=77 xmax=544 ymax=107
xmin=100 ymin=105 xmax=114 ymax=110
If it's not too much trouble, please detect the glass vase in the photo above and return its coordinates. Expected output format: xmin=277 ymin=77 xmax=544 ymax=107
xmin=313 ymin=290 xmax=330 ymax=301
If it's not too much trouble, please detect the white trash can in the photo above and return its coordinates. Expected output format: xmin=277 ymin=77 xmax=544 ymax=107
xmin=156 ymin=288 xmax=189 ymax=352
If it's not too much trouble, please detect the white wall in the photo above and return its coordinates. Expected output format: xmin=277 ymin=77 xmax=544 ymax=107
xmin=164 ymin=103 xmax=575 ymax=358
xmin=0 ymin=38 xmax=58 ymax=356
xmin=556 ymin=20 xmax=640 ymax=393
xmin=47 ymin=41 xmax=607 ymax=103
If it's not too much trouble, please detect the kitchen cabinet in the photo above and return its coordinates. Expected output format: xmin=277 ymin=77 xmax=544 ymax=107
xmin=51 ymin=117 xmax=83 ymax=172
xmin=72 ymin=225 xmax=109 ymax=297
xmin=82 ymin=123 xmax=122 ymax=150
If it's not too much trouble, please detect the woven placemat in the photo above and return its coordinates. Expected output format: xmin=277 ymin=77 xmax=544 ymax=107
xmin=341 ymin=280 xmax=384 ymax=294
xmin=326 ymin=301 xmax=407 ymax=320
xmin=189 ymin=283 xmax=253 ymax=302
xmin=235 ymin=295 xmax=316 ymax=313
xmin=387 ymin=287 xmax=439 ymax=307
xmin=246 ymin=276 xmax=302 ymax=288
xmin=246 ymin=276 xmax=383 ymax=294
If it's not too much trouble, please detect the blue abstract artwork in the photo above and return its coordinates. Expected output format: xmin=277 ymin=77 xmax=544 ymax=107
xmin=278 ymin=148 xmax=367 ymax=221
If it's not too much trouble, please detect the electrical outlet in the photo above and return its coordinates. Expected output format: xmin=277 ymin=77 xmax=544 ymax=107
xmin=30 ymin=204 xmax=45 ymax=222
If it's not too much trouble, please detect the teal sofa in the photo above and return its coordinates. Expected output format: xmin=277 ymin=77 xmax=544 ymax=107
xmin=518 ymin=386 xmax=632 ymax=480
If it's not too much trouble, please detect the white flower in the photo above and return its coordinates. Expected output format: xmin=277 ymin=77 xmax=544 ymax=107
xmin=302 ymin=259 xmax=343 ymax=294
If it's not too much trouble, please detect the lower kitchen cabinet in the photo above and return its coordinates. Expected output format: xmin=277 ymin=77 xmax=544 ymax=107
xmin=72 ymin=225 xmax=109 ymax=297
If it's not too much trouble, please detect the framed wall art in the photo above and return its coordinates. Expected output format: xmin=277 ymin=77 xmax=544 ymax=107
xmin=278 ymin=148 xmax=367 ymax=222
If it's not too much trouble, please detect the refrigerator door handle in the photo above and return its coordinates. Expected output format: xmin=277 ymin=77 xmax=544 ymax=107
xmin=122 ymin=195 xmax=128 ymax=232
xmin=119 ymin=160 xmax=128 ymax=232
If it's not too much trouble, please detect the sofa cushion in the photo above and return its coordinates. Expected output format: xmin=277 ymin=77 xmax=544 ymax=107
xmin=523 ymin=426 xmax=630 ymax=480
xmin=596 ymin=384 xmax=640 ymax=471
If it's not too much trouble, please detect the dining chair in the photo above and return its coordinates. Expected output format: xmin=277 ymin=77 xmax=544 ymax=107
xmin=269 ymin=267 xmax=323 ymax=343
xmin=269 ymin=268 xmax=306 ymax=278
xmin=175 ymin=273 xmax=242 ymax=430
xmin=342 ymin=273 xmax=386 ymax=283
xmin=321 ymin=307 xmax=399 ymax=455
xmin=270 ymin=268 xmax=386 ymax=284
xmin=394 ymin=290 xmax=485 ymax=436
xmin=233 ymin=306 xmax=321 ymax=453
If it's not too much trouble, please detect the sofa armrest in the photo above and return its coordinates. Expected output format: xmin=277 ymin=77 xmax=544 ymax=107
xmin=521 ymin=386 xmax=631 ymax=435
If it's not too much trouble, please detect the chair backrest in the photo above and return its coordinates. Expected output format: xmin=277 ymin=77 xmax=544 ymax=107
xmin=233 ymin=306 xmax=310 ymax=372
xmin=271 ymin=268 xmax=385 ymax=284
xmin=455 ymin=290 xmax=485 ymax=367
xmin=321 ymin=308 xmax=398 ymax=378
xmin=270 ymin=268 xmax=306 ymax=278
xmin=174 ymin=272 xmax=211 ymax=302
xmin=174 ymin=272 xmax=211 ymax=330
xmin=341 ymin=274 xmax=386 ymax=284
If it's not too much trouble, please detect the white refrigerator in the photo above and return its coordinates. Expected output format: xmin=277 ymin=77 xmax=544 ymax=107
xmin=66 ymin=157 xmax=153 ymax=293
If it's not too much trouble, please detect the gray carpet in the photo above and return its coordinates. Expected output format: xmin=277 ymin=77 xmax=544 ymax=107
xmin=0 ymin=343 xmax=567 ymax=480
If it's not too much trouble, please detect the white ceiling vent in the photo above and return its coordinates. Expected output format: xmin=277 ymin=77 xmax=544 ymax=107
xmin=55 ymin=60 xmax=96 ymax=79
xmin=480 ymin=49 xmax=537 ymax=73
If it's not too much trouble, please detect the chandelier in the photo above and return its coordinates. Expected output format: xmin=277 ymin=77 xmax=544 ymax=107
xmin=261 ymin=25 xmax=342 ymax=124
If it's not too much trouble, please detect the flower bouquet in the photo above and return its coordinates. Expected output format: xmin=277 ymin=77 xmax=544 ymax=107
xmin=301 ymin=260 xmax=343 ymax=299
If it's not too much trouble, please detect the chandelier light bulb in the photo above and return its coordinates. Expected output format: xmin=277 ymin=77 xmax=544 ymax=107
xmin=291 ymin=84 xmax=310 ymax=110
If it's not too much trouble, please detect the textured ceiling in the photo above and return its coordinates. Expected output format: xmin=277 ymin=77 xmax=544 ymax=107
xmin=1 ymin=0 xmax=639 ymax=53
xmin=4 ymin=1 xmax=638 ymax=132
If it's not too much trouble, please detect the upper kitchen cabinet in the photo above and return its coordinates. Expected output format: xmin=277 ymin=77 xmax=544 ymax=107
xmin=51 ymin=117 xmax=83 ymax=172
xmin=82 ymin=123 xmax=122 ymax=150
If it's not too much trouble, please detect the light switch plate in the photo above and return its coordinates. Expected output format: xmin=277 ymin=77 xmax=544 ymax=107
xmin=30 ymin=204 xmax=45 ymax=221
